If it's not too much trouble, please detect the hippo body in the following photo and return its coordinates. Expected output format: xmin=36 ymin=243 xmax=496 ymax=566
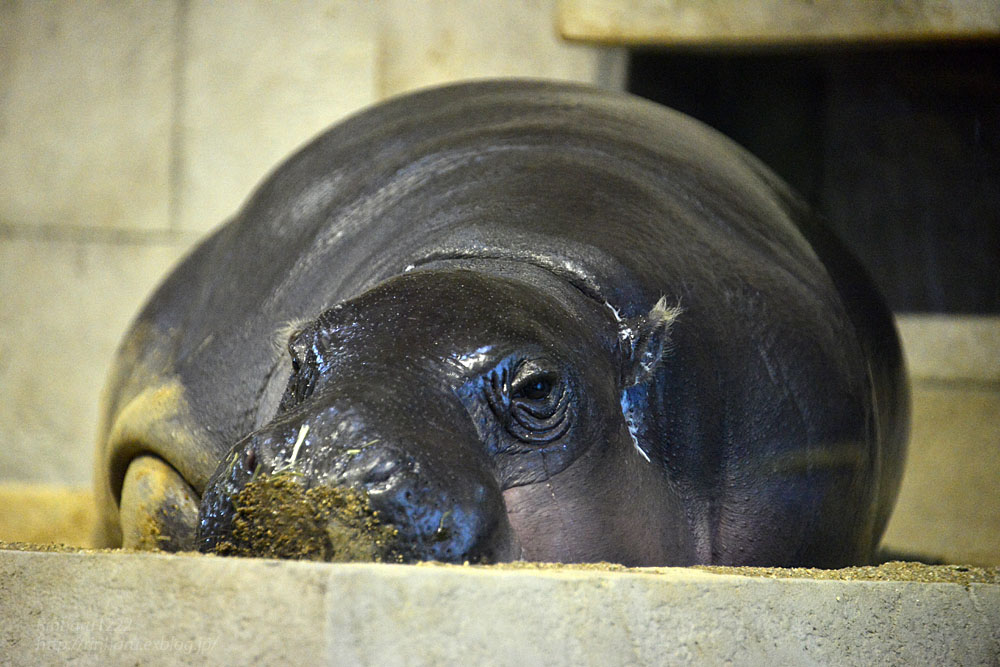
xmin=95 ymin=80 xmax=908 ymax=567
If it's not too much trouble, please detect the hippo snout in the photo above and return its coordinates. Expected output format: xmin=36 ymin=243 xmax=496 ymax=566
xmin=197 ymin=408 xmax=520 ymax=564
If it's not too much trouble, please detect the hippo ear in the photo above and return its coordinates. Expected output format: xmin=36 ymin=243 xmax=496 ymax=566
xmin=618 ymin=298 xmax=681 ymax=462
xmin=620 ymin=297 xmax=682 ymax=388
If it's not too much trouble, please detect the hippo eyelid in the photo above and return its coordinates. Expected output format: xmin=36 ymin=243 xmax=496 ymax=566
xmin=511 ymin=392 xmax=569 ymax=431
xmin=513 ymin=381 xmax=564 ymax=418
xmin=484 ymin=367 xmax=511 ymax=418
xmin=508 ymin=410 xmax=571 ymax=444
xmin=510 ymin=372 xmax=557 ymax=403
xmin=509 ymin=358 xmax=559 ymax=392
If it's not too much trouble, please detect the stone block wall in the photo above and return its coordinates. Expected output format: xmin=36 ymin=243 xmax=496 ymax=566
xmin=0 ymin=0 xmax=624 ymax=487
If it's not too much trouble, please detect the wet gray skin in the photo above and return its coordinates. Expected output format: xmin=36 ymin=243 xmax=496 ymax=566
xmin=97 ymin=80 xmax=908 ymax=567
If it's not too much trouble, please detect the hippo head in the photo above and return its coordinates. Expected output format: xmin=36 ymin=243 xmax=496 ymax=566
xmin=197 ymin=262 xmax=681 ymax=564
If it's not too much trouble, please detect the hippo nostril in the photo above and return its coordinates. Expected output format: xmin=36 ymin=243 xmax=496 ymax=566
xmin=363 ymin=457 xmax=399 ymax=486
xmin=243 ymin=449 xmax=257 ymax=473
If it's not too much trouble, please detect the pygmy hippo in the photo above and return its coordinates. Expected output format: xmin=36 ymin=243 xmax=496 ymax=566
xmin=94 ymin=80 xmax=908 ymax=567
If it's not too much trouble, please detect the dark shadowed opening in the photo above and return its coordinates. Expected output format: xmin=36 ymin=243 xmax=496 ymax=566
xmin=629 ymin=43 xmax=1000 ymax=314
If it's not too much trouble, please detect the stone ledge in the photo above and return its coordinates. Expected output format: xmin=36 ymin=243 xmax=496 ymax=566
xmin=2 ymin=549 xmax=997 ymax=666
xmin=896 ymin=315 xmax=1000 ymax=384
xmin=558 ymin=0 xmax=1000 ymax=46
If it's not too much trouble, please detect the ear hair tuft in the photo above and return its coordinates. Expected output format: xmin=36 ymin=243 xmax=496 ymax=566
xmin=621 ymin=296 xmax=683 ymax=387
xmin=649 ymin=296 xmax=683 ymax=332
xmin=272 ymin=318 xmax=314 ymax=355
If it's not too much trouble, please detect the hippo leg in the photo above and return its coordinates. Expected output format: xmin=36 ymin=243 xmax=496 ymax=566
xmin=119 ymin=455 xmax=199 ymax=552
xmin=97 ymin=378 xmax=217 ymax=550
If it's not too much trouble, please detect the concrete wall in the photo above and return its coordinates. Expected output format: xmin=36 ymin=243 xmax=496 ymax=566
xmin=0 ymin=2 xmax=996 ymax=565
xmin=0 ymin=0 xmax=624 ymax=486
xmin=884 ymin=318 xmax=1000 ymax=565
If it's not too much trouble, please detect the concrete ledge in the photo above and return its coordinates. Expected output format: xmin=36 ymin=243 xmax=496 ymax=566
xmin=558 ymin=0 xmax=1000 ymax=46
xmin=896 ymin=315 xmax=1000 ymax=384
xmin=2 ymin=549 xmax=997 ymax=666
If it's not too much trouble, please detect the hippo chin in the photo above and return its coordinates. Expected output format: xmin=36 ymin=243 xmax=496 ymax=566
xmin=95 ymin=80 xmax=908 ymax=568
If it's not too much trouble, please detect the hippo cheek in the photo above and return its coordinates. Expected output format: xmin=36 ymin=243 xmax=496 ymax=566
xmin=502 ymin=434 xmax=690 ymax=566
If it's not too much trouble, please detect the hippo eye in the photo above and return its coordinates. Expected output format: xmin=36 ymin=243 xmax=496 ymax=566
xmin=484 ymin=360 xmax=571 ymax=445
xmin=511 ymin=373 xmax=555 ymax=401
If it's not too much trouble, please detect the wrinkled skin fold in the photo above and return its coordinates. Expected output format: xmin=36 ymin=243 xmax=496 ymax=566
xmin=95 ymin=80 xmax=908 ymax=567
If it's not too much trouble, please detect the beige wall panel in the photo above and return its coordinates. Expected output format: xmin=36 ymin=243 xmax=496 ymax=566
xmin=379 ymin=0 xmax=626 ymax=98
xmin=559 ymin=0 xmax=1000 ymax=46
xmin=882 ymin=383 xmax=1000 ymax=565
xmin=897 ymin=315 xmax=1000 ymax=384
xmin=0 ymin=237 xmax=190 ymax=486
xmin=0 ymin=1 xmax=176 ymax=232
xmin=178 ymin=1 xmax=378 ymax=235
